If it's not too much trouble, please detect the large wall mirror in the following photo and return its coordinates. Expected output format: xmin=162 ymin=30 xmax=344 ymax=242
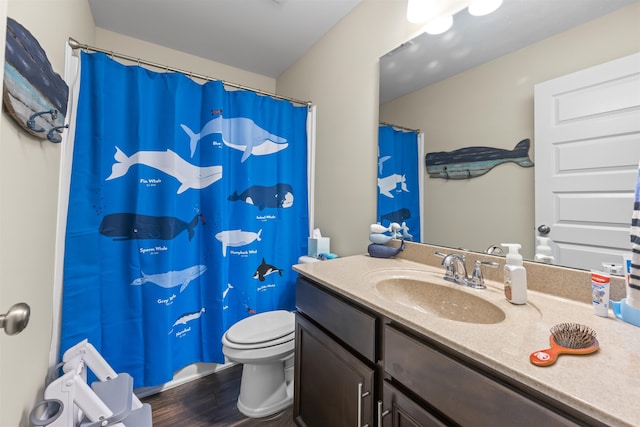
xmin=379 ymin=0 xmax=639 ymax=270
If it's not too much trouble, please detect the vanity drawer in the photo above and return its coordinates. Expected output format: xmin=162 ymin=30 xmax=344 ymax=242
xmin=384 ymin=324 xmax=580 ymax=427
xmin=296 ymin=276 xmax=376 ymax=362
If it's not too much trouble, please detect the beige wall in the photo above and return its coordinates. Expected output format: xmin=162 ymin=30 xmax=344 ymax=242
xmin=0 ymin=2 xmax=276 ymax=424
xmin=279 ymin=0 xmax=640 ymax=259
xmin=380 ymin=3 xmax=640 ymax=259
xmin=0 ymin=2 xmax=94 ymax=425
xmin=277 ymin=0 xmax=425 ymax=256
xmin=95 ymin=28 xmax=276 ymax=93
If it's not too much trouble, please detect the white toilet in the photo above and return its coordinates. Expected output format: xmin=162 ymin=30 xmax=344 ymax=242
xmin=221 ymin=310 xmax=295 ymax=418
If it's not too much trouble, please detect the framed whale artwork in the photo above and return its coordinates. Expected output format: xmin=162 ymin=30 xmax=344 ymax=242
xmin=3 ymin=17 xmax=69 ymax=143
xmin=425 ymin=138 xmax=534 ymax=180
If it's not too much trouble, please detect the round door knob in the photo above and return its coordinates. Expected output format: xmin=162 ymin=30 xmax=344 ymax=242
xmin=0 ymin=302 xmax=31 ymax=335
xmin=537 ymin=225 xmax=551 ymax=235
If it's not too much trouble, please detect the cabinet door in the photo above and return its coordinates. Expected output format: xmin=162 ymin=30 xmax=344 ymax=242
xmin=379 ymin=381 xmax=447 ymax=427
xmin=294 ymin=313 xmax=375 ymax=427
xmin=384 ymin=325 xmax=581 ymax=427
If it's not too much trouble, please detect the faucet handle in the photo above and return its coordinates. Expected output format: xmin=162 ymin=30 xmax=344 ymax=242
xmin=434 ymin=251 xmax=452 ymax=274
xmin=434 ymin=251 xmax=465 ymax=263
xmin=469 ymin=260 xmax=499 ymax=289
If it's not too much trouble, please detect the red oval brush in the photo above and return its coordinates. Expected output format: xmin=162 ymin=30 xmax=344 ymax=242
xmin=530 ymin=323 xmax=599 ymax=367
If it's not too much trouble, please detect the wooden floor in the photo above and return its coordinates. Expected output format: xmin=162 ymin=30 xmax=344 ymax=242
xmin=141 ymin=365 xmax=296 ymax=427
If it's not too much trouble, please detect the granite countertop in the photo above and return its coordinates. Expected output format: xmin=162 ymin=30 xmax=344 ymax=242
xmin=293 ymin=254 xmax=640 ymax=427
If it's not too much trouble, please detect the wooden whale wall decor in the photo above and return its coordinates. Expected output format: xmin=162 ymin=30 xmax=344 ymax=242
xmin=3 ymin=17 xmax=69 ymax=142
xmin=425 ymin=139 xmax=534 ymax=180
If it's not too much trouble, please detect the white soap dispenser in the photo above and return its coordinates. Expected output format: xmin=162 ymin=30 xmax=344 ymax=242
xmin=501 ymin=243 xmax=527 ymax=305
xmin=534 ymin=237 xmax=555 ymax=264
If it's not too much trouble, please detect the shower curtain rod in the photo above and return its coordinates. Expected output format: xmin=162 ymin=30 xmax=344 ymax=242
xmin=68 ymin=38 xmax=311 ymax=107
xmin=379 ymin=121 xmax=420 ymax=133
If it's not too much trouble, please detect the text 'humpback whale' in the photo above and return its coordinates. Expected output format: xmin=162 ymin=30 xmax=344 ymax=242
xmin=215 ymin=229 xmax=262 ymax=257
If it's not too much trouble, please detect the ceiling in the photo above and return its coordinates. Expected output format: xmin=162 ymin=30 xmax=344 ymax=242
xmin=88 ymin=0 xmax=362 ymax=79
xmin=88 ymin=0 xmax=636 ymax=98
xmin=380 ymin=0 xmax=638 ymax=103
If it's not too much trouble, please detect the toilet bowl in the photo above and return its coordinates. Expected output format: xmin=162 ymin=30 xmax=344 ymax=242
xmin=221 ymin=310 xmax=295 ymax=418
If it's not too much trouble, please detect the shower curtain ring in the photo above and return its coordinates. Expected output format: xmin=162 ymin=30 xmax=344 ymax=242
xmin=27 ymin=109 xmax=57 ymax=132
xmin=47 ymin=124 xmax=69 ymax=143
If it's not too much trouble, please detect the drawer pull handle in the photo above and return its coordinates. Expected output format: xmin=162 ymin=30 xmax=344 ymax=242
xmin=357 ymin=382 xmax=370 ymax=427
xmin=377 ymin=400 xmax=390 ymax=426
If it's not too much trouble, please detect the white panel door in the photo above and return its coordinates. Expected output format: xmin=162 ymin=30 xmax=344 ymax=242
xmin=534 ymin=52 xmax=640 ymax=271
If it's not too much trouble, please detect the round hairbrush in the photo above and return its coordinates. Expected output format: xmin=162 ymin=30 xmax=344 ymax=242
xmin=530 ymin=323 xmax=599 ymax=367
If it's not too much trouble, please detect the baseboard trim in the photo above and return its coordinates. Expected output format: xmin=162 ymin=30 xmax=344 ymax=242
xmin=134 ymin=361 xmax=236 ymax=398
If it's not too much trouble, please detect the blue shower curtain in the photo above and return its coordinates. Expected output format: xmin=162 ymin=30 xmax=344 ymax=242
xmin=60 ymin=52 xmax=309 ymax=388
xmin=377 ymin=125 xmax=421 ymax=241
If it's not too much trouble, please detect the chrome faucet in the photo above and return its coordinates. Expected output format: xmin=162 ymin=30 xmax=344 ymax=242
xmin=440 ymin=253 xmax=468 ymax=285
xmin=485 ymin=245 xmax=504 ymax=255
xmin=435 ymin=251 xmax=498 ymax=289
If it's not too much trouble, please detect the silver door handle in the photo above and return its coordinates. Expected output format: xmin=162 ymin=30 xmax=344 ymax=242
xmin=0 ymin=303 xmax=30 ymax=335
xmin=357 ymin=382 xmax=370 ymax=427
xmin=538 ymin=225 xmax=551 ymax=234
xmin=377 ymin=400 xmax=390 ymax=426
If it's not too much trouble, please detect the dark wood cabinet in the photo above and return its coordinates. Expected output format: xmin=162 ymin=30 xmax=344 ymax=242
xmin=295 ymin=276 xmax=377 ymax=362
xmin=383 ymin=324 xmax=581 ymax=427
xmin=294 ymin=313 xmax=375 ymax=427
xmin=379 ymin=381 xmax=447 ymax=427
xmin=295 ymin=275 xmax=600 ymax=427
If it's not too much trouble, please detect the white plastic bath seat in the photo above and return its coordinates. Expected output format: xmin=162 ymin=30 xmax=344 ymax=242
xmin=221 ymin=310 xmax=296 ymax=418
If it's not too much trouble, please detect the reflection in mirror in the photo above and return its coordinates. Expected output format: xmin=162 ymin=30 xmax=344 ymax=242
xmin=378 ymin=0 xmax=639 ymax=270
xmin=377 ymin=124 xmax=423 ymax=243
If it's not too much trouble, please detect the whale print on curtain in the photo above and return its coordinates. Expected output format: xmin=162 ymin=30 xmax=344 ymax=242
xmin=60 ymin=52 xmax=309 ymax=388
xmin=377 ymin=125 xmax=421 ymax=241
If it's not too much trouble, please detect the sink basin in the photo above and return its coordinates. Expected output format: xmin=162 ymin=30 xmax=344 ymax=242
xmin=370 ymin=270 xmax=506 ymax=324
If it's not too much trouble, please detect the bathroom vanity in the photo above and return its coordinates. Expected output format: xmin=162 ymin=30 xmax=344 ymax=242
xmin=292 ymin=244 xmax=639 ymax=427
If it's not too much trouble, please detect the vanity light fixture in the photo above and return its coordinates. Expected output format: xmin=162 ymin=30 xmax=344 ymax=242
xmin=408 ymin=0 xmax=503 ymax=35
xmin=468 ymin=0 xmax=503 ymax=16
xmin=424 ymin=14 xmax=454 ymax=35
xmin=407 ymin=0 xmax=438 ymax=24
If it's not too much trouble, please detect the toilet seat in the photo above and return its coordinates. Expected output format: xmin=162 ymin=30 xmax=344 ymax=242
xmin=223 ymin=310 xmax=294 ymax=350
xmin=223 ymin=331 xmax=294 ymax=350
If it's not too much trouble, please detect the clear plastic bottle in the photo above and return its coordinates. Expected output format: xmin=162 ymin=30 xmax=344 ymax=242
xmin=501 ymin=243 xmax=527 ymax=305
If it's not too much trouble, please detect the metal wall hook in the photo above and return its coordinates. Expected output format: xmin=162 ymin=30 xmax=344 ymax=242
xmin=27 ymin=109 xmax=58 ymax=132
xmin=47 ymin=124 xmax=69 ymax=143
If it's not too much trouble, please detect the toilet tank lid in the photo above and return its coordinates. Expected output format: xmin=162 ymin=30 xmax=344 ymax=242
xmin=225 ymin=310 xmax=295 ymax=344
